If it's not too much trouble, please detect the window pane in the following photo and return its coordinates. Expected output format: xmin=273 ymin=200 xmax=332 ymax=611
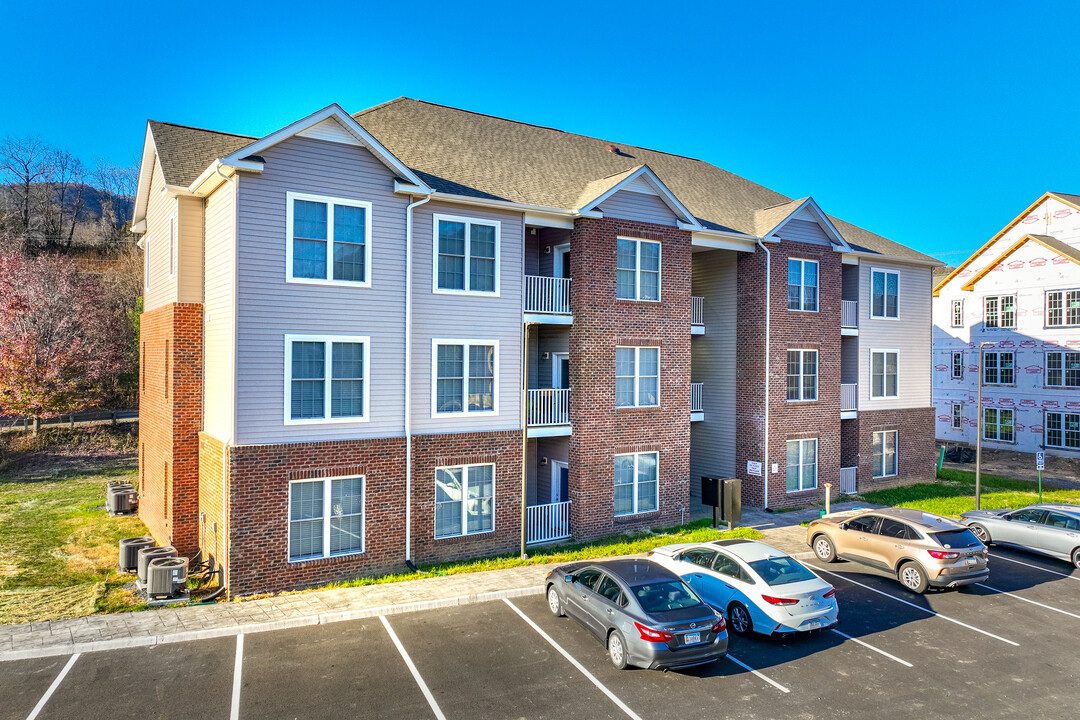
xmin=438 ymin=254 xmax=464 ymax=290
xmin=803 ymin=285 xmax=818 ymax=312
xmin=637 ymin=481 xmax=657 ymax=513
xmin=640 ymin=242 xmax=660 ymax=271
xmin=333 ymin=239 xmax=365 ymax=282
xmin=470 ymin=224 xmax=496 ymax=258
xmin=290 ymin=480 xmax=324 ymax=561
xmin=291 ymin=480 xmax=324 ymax=521
xmin=293 ymin=238 xmax=327 ymax=279
xmin=637 ymin=452 xmax=657 ymax=485
xmin=615 ymin=378 xmax=635 ymax=407
xmin=637 ymin=376 xmax=659 ymax=406
xmin=639 ymin=270 xmax=659 ymax=301
xmin=329 ymin=477 xmax=363 ymax=555
xmin=438 ymin=344 xmax=463 ymax=378
xmin=334 ymin=205 xmax=365 ymax=243
xmin=803 ymin=352 xmax=817 ymax=400
xmin=786 ymin=441 xmax=800 ymax=492
xmin=289 ymin=519 xmax=323 ymax=560
xmin=788 ymin=283 xmax=801 ymax=310
xmin=437 ymin=379 xmax=463 ymax=413
xmin=435 ymin=468 xmax=463 ymax=537
xmin=638 ymin=348 xmax=659 ymax=376
xmin=438 ymin=220 xmax=466 ymax=255
xmin=291 ymin=342 xmax=325 ymax=419
xmin=438 ymin=221 xmax=466 ymax=290
xmin=803 ymin=261 xmax=817 ymax=288
xmin=615 ymin=348 xmax=635 ymax=377
xmin=614 ymin=455 xmax=635 ymax=515
xmin=616 ymin=269 xmax=636 ymax=299
xmin=294 ymin=200 xmax=328 ymax=240
xmin=886 ymin=353 xmax=898 ymax=396
xmin=787 ymin=351 xmax=801 ymax=400
xmin=788 ymin=259 xmax=802 ymax=287
xmin=466 ymin=465 xmax=494 ymax=533
xmin=470 ymin=257 xmax=496 ymax=292
xmin=616 ymin=239 xmax=637 ymax=270
xmin=468 ymin=345 xmax=494 ymax=411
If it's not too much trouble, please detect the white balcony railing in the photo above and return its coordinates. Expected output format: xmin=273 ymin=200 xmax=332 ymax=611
xmin=840 ymin=383 xmax=857 ymax=412
xmin=840 ymin=466 xmax=857 ymax=495
xmin=527 ymin=388 xmax=570 ymax=426
xmin=525 ymin=275 xmax=571 ymax=315
xmin=527 ymin=501 xmax=571 ymax=545
xmin=841 ymin=300 xmax=858 ymax=328
xmin=691 ymin=296 xmax=704 ymax=326
xmin=691 ymin=382 xmax=704 ymax=413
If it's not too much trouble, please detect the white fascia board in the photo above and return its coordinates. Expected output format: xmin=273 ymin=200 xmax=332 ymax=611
xmin=691 ymin=232 xmax=759 ymax=252
xmin=187 ymin=158 xmax=264 ymax=196
xmin=841 ymin=253 xmax=860 ymax=265
xmin=579 ymin=165 xmax=702 ymax=229
xmin=524 ymin=211 xmax=574 ymax=229
xmin=843 ymin=250 xmax=943 ymax=268
xmin=132 ymin=124 xmax=158 ymax=229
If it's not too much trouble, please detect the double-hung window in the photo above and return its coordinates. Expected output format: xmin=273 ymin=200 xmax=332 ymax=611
xmin=785 ymin=438 xmax=817 ymax=492
xmin=616 ymin=238 xmax=660 ymax=301
xmin=288 ymin=476 xmax=365 ymax=561
xmin=435 ymin=463 xmax=494 ymax=538
xmin=951 ymin=402 xmax=963 ymax=430
xmin=1046 ymin=351 xmax=1080 ymax=387
xmin=983 ymin=351 xmax=1014 ymax=385
xmin=1046 ymin=412 xmax=1080 ymax=449
xmin=434 ymin=215 xmax=499 ymax=294
xmin=614 ymin=451 xmax=658 ymax=516
xmin=871 ymin=269 xmax=899 ymax=318
xmin=872 ymin=430 xmax=898 ymax=477
xmin=1046 ymin=289 xmax=1080 ymax=327
xmin=286 ymin=335 xmax=369 ymax=424
xmin=984 ymin=295 xmax=1016 ymax=328
xmin=870 ymin=350 xmax=899 ymax=398
xmin=615 ymin=347 xmax=659 ymax=408
xmin=983 ymin=408 xmax=1014 ymax=442
xmin=287 ymin=192 xmax=372 ymax=285
xmin=951 ymin=299 xmax=964 ymax=327
xmin=786 ymin=349 xmax=818 ymax=401
xmin=787 ymin=259 xmax=818 ymax=311
xmin=433 ymin=340 xmax=497 ymax=415
xmin=951 ymin=351 xmax=964 ymax=380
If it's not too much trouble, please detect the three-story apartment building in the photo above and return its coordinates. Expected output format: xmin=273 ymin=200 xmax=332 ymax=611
xmin=133 ymin=99 xmax=939 ymax=596
xmin=933 ymin=192 xmax=1080 ymax=456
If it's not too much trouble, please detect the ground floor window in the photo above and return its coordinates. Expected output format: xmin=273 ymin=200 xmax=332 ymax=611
xmin=786 ymin=439 xmax=817 ymax=492
xmin=872 ymin=430 xmax=898 ymax=478
xmin=289 ymin=476 xmax=365 ymax=561
xmin=951 ymin=402 xmax=963 ymax=430
xmin=614 ymin=451 xmax=658 ymax=516
xmin=1045 ymin=412 xmax=1080 ymax=449
xmin=983 ymin=408 xmax=1014 ymax=442
xmin=435 ymin=463 xmax=494 ymax=538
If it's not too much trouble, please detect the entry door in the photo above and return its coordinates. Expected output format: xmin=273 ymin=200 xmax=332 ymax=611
xmin=554 ymin=244 xmax=570 ymax=278
xmin=552 ymin=352 xmax=570 ymax=390
xmin=551 ymin=461 xmax=569 ymax=503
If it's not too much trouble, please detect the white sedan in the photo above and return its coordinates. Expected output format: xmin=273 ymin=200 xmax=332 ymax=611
xmin=648 ymin=538 xmax=838 ymax=636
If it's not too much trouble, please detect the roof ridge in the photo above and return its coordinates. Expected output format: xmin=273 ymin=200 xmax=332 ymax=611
xmin=351 ymin=96 xmax=409 ymax=118
xmin=149 ymin=119 xmax=257 ymax=140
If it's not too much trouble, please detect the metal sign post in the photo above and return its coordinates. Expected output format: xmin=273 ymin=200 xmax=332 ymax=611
xmin=1036 ymin=452 xmax=1045 ymax=503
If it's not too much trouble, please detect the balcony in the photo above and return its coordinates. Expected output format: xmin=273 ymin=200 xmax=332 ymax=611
xmin=691 ymin=296 xmax=705 ymax=334
xmin=840 ymin=383 xmax=857 ymax=419
xmin=524 ymin=275 xmax=572 ymax=323
xmin=527 ymin=388 xmax=571 ymax=437
xmin=841 ymin=300 xmax=858 ymax=335
xmin=526 ymin=501 xmax=571 ymax=545
xmin=691 ymin=382 xmax=704 ymax=421
xmin=839 ymin=466 xmax=857 ymax=495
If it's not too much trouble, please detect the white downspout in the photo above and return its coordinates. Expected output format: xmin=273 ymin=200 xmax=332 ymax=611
xmin=404 ymin=193 xmax=432 ymax=563
xmin=756 ymin=239 xmax=771 ymax=510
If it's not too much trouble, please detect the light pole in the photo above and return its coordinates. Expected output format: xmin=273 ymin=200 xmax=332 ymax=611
xmin=975 ymin=341 xmax=994 ymax=511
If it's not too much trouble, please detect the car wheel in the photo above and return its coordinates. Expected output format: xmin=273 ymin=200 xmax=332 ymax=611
xmin=608 ymin=630 xmax=629 ymax=670
xmin=728 ymin=602 xmax=753 ymax=635
xmin=813 ymin=534 xmax=838 ymax=563
xmin=898 ymin=561 xmax=929 ymax=594
xmin=547 ymin=585 xmax=564 ymax=617
xmin=1072 ymin=547 xmax=1080 ymax=571
xmin=969 ymin=523 xmax=992 ymax=545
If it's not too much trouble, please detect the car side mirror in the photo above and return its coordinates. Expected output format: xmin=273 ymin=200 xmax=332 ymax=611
xmin=673 ymin=553 xmax=683 ymax=562
xmin=1002 ymin=514 xmax=1012 ymax=521
xmin=839 ymin=523 xmax=848 ymax=531
xmin=564 ymin=574 xmax=574 ymax=583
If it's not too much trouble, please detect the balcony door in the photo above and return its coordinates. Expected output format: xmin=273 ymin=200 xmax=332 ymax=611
xmin=551 ymin=461 xmax=569 ymax=503
xmin=554 ymin=244 xmax=570 ymax=278
xmin=552 ymin=352 xmax=569 ymax=390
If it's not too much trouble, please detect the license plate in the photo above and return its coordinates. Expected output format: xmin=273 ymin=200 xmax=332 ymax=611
xmin=683 ymin=632 xmax=701 ymax=645
xmin=966 ymin=557 xmax=976 ymax=565
xmin=803 ymin=620 xmax=821 ymax=630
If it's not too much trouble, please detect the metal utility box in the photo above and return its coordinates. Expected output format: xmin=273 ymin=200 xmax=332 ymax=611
xmin=720 ymin=478 xmax=742 ymax=523
xmin=701 ymin=477 xmax=721 ymax=507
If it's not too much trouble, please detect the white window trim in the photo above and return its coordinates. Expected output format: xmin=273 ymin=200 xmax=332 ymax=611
xmin=951 ymin=298 xmax=964 ymax=328
xmin=431 ymin=338 xmax=500 ymax=417
xmin=168 ymin=210 xmax=176 ymax=280
xmin=1045 ymin=350 xmax=1080 ymax=388
xmin=615 ymin=236 xmax=662 ymax=302
xmin=870 ymin=349 xmax=900 ymax=399
xmin=872 ymin=430 xmax=898 ymax=478
xmin=1044 ymin=411 xmax=1080 ymax=450
xmin=982 ymin=350 xmax=1015 ymax=386
xmin=284 ymin=334 xmax=371 ymax=425
xmin=285 ymin=191 xmax=374 ymax=288
xmin=432 ymin=213 xmax=501 ymax=296
xmin=982 ymin=293 xmax=1016 ymax=329
xmin=951 ymin=402 xmax=964 ymax=431
xmin=787 ymin=257 xmax=819 ymax=313
xmin=287 ymin=475 xmax=366 ymax=564
xmin=615 ymin=346 xmax=661 ymax=409
xmin=982 ymin=407 xmax=1015 ymax=443
xmin=870 ymin=267 xmax=900 ymax=320
xmin=1046 ymin=288 xmax=1080 ymax=328
xmin=786 ymin=438 xmax=818 ymax=492
xmin=433 ymin=462 xmax=496 ymax=539
xmin=786 ymin=348 xmax=818 ymax=402
xmin=951 ymin=351 xmax=964 ymax=380
xmin=613 ymin=451 xmax=659 ymax=517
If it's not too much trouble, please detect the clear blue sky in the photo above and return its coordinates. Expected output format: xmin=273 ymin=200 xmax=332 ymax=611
xmin=3 ymin=0 xmax=1076 ymax=264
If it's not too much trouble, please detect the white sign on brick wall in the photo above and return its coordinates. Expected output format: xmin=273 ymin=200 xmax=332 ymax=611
xmin=746 ymin=460 xmax=762 ymax=476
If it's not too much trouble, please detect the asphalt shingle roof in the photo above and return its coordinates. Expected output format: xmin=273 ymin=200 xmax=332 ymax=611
xmin=148 ymin=121 xmax=255 ymax=187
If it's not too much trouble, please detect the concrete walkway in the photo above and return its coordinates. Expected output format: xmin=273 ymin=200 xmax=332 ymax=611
xmin=0 ymin=499 xmax=876 ymax=662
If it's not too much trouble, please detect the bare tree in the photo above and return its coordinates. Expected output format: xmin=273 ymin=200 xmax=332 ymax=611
xmin=94 ymin=160 xmax=139 ymax=245
xmin=0 ymin=136 xmax=54 ymax=249
xmin=43 ymin=150 xmax=86 ymax=249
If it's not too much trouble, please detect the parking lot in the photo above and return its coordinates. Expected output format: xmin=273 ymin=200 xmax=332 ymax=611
xmin=3 ymin=544 xmax=1080 ymax=720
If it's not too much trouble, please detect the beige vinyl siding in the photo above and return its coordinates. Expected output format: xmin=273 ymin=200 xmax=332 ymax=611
xmin=177 ymin=196 xmax=204 ymax=303
xmin=143 ymin=157 xmax=178 ymax=311
xmin=411 ymin=200 xmax=524 ymax=434
xmin=859 ymin=261 xmax=934 ymax=410
xmin=779 ymin=219 xmax=831 ymax=246
xmin=597 ymin=189 xmax=679 ymax=226
xmin=233 ymin=136 xmax=409 ymax=444
xmin=689 ymin=249 xmax=738 ymax=497
xmin=203 ymin=179 xmax=235 ymax=440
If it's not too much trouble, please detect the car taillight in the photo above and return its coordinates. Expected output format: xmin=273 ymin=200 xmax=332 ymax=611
xmin=634 ymin=622 xmax=674 ymax=643
xmin=711 ymin=617 xmax=726 ymax=634
xmin=927 ymin=550 xmax=959 ymax=560
xmin=761 ymin=594 xmax=799 ymax=605
xmin=822 ymin=588 xmax=836 ymax=598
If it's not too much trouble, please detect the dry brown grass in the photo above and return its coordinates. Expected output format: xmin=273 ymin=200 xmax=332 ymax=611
xmin=0 ymin=583 xmax=105 ymax=624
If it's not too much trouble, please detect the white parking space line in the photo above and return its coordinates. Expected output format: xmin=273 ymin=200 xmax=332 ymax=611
xmin=503 ymin=599 xmax=644 ymax=720
xmin=830 ymin=629 xmax=913 ymax=668
xmin=725 ymin=654 xmax=791 ymax=694
xmin=815 ymin=567 xmax=1019 ymax=647
xmin=380 ymin=615 xmax=448 ymax=720
xmin=976 ymin=583 xmax=1080 ymax=620
xmin=230 ymin=634 xmax=243 ymax=720
xmin=990 ymin=552 xmax=1080 ymax=581
xmin=25 ymin=653 xmax=79 ymax=720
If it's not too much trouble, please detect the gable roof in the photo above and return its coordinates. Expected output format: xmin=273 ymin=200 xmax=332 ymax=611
xmin=576 ymin=164 xmax=701 ymax=228
xmin=753 ymin=196 xmax=852 ymax=252
xmin=149 ymin=121 xmax=256 ymax=187
xmin=960 ymin=234 xmax=1080 ymax=291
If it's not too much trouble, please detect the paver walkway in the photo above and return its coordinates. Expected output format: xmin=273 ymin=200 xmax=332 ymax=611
xmin=0 ymin=499 xmax=876 ymax=662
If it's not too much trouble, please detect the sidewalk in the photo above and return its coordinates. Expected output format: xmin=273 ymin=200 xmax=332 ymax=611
xmin=0 ymin=500 xmax=874 ymax=662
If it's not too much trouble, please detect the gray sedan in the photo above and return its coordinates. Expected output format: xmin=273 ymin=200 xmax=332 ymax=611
xmin=545 ymin=558 xmax=728 ymax=670
xmin=960 ymin=503 xmax=1080 ymax=568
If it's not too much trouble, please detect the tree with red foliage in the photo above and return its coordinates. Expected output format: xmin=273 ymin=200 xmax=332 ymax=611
xmin=0 ymin=251 xmax=129 ymax=432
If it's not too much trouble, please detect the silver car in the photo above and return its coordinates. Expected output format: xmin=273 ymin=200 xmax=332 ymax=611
xmin=960 ymin=503 xmax=1080 ymax=568
xmin=545 ymin=559 xmax=728 ymax=670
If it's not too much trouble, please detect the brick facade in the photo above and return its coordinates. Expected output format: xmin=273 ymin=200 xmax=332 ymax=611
xmin=855 ymin=407 xmax=938 ymax=491
xmin=567 ymin=216 xmax=693 ymax=538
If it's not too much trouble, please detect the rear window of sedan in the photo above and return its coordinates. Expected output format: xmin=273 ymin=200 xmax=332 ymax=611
xmin=633 ymin=581 xmax=703 ymax=613
xmin=747 ymin=557 xmax=817 ymax=586
xmin=929 ymin=528 xmax=982 ymax=548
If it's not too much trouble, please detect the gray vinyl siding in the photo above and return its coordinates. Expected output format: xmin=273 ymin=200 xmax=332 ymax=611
xmin=411 ymin=200 xmax=523 ymax=434
xmin=689 ymin=249 xmax=738 ymax=497
xmin=840 ymin=335 xmax=859 ymax=384
xmin=779 ymin=219 xmax=831 ymax=246
xmin=233 ymin=136 xmax=409 ymax=444
xmin=203 ymin=180 xmax=235 ymax=440
xmin=177 ymin=196 xmax=204 ymax=303
xmin=532 ymin=437 xmax=569 ymax=505
xmin=143 ymin=157 xmax=178 ymax=311
xmin=598 ymin=189 xmax=678 ymax=226
xmin=858 ymin=261 xmax=934 ymax=411
xmin=535 ymin=327 xmax=569 ymax=389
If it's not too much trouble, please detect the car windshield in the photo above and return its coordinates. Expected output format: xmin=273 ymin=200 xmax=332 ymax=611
xmin=747 ymin=557 xmax=817 ymax=586
xmin=633 ymin=581 xmax=703 ymax=613
xmin=929 ymin=528 xmax=982 ymax=548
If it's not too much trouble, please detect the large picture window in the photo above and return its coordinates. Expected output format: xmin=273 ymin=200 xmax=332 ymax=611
xmin=983 ymin=408 xmax=1014 ymax=442
xmin=1046 ymin=351 xmax=1080 ymax=387
xmin=871 ymin=350 xmax=899 ymax=398
xmin=289 ymin=476 xmax=365 ymax=561
xmin=872 ymin=430 xmax=898 ymax=478
xmin=616 ymin=238 xmax=661 ymax=301
xmin=287 ymin=193 xmax=372 ymax=285
xmin=434 ymin=215 xmax=500 ymax=294
xmin=1046 ymin=289 xmax=1080 ymax=327
xmin=614 ymin=451 xmax=658 ymax=516
xmin=615 ymin=347 xmax=660 ymax=408
xmin=787 ymin=259 xmax=818 ymax=311
xmin=433 ymin=340 xmax=497 ymax=415
xmin=435 ymin=463 xmax=494 ymax=538
xmin=786 ymin=439 xmax=817 ymax=492
xmin=786 ymin=349 xmax=818 ymax=401
xmin=285 ymin=335 xmax=369 ymax=424
xmin=871 ymin=269 xmax=899 ymax=318
xmin=984 ymin=295 xmax=1016 ymax=328
xmin=1046 ymin=412 xmax=1080 ymax=449
xmin=983 ymin=351 xmax=1014 ymax=385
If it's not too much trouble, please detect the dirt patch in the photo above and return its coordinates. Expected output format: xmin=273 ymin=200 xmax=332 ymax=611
xmin=939 ymin=445 xmax=1080 ymax=490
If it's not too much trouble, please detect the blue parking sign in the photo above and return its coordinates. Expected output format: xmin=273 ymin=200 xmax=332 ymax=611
xmin=1036 ymin=452 xmax=1045 ymax=470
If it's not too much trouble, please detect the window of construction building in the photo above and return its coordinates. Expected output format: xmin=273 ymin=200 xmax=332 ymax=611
xmin=983 ymin=351 xmax=1014 ymax=385
xmin=787 ymin=259 xmax=818 ymax=311
xmin=951 ymin=402 xmax=963 ymax=430
xmin=434 ymin=215 xmax=499 ymax=294
xmin=1046 ymin=289 xmax=1080 ymax=327
xmin=285 ymin=335 xmax=369 ymax=423
xmin=786 ymin=349 xmax=818 ymax=401
xmin=287 ymin=192 xmax=372 ymax=286
xmin=983 ymin=408 xmax=1014 ymax=442
xmin=951 ymin=351 xmax=964 ymax=380
xmin=616 ymin=237 xmax=661 ymax=301
xmin=984 ymin=294 xmax=1016 ymax=328
xmin=1046 ymin=351 xmax=1080 ymax=387
xmin=614 ymin=451 xmax=659 ymax=516
xmin=871 ymin=269 xmax=899 ymax=319
xmin=1045 ymin=412 xmax=1080 ymax=449
xmin=288 ymin=476 xmax=365 ymax=561
xmin=786 ymin=439 xmax=817 ymax=492
xmin=951 ymin=299 xmax=964 ymax=327
xmin=432 ymin=340 xmax=497 ymax=415
xmin=434 ymin=463 xmax=494 ymax=538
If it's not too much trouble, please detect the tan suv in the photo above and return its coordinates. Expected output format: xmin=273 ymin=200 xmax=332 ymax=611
xmin=806 ymin=508 xmax=989 ymax=594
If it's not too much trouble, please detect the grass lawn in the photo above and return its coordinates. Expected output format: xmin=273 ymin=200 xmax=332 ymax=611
xmin=860 ymin=467 xmax=1080 ymax=518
